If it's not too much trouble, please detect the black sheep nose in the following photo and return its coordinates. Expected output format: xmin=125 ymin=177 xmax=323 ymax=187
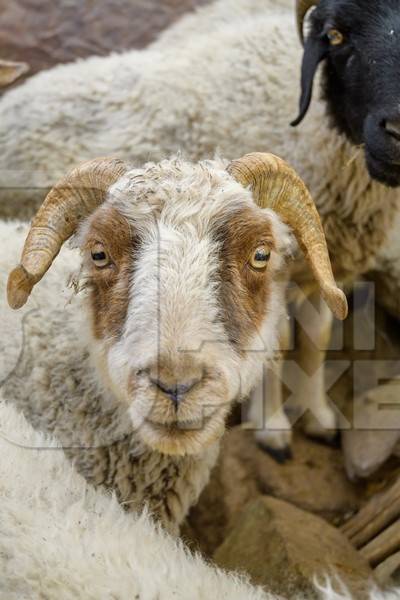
xmin=383 ymin=119 xmax=400 ymax=142
xmin=152 ymin=378 xmax=198 ymax=407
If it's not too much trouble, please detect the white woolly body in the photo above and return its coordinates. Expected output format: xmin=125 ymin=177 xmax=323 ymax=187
xmin=0 ymin=395 xmax=398 ymax=599
xmin=0 ymin=395 xmax=270 ymax=600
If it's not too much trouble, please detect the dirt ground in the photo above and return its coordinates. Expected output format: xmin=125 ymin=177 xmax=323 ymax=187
xmin=0 ymin=0 xmax=208 ymax=87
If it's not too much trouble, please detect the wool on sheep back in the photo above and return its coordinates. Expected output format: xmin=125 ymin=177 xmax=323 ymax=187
xmin=0 ymin=384 xmax=398 ymax=599
xmin=0 ymin=395 xmax=270 ymax=600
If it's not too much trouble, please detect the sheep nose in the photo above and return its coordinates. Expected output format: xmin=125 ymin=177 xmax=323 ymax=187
xmin=151 ymin=378 xmax=199 ymax=407
xmin=384 ymin=119 xmax=400 ymax=142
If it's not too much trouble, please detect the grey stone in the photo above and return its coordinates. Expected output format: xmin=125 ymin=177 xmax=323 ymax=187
xmin=214 ymin=496 xmax=374 ymax=600
xmin=183 ymin=427 xmax=364 ymax=556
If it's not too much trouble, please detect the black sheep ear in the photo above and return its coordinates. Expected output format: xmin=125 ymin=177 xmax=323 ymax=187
xmin=291 ymin=36 xmax=328 ymax=127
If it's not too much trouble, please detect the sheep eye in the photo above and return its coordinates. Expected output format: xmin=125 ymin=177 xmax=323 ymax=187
xmin=249 ymin=246 xmax=271 ymax=271
xmin=91 ymin=244 xmax=110 ymax=268
xmin=327 ymin=28 xmax=344 ymax=46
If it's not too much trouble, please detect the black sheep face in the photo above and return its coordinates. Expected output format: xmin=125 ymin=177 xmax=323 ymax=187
xmin=293 ymin=0 xmax=400 ymax=187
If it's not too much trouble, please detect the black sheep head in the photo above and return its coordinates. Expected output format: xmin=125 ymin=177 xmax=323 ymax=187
xmin=293 ymin=0 xmax=400 ymax=187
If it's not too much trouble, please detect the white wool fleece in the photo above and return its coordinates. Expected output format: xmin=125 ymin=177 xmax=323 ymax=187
xmin=0 ymin=396 xmax=398 ymax=599
xmin=0 ymin=395 xmax=270 ymax=600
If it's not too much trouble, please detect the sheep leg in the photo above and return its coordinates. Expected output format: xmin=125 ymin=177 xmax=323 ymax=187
xmin=249 ymin=317 xmax=293 ymax=461
xmin=291 ymin=291 xmax=337 ymax=441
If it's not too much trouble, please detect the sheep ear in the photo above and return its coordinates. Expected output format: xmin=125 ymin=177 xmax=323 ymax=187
xmin=290 ymin=36 xmax=328 ymax=127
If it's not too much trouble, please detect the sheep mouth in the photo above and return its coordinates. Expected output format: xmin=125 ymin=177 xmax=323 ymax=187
xmin=145 ymin=414 xmax=214 ymax=433
xmin=139 ymin=410 xmax=226 ymax=456
xmin=365 ymin=150 xmax=400 ymax=188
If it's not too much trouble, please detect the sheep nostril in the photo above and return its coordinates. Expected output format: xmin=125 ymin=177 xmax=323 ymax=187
xmin=384 ymin=119 xmax=400 ymax=142
xmin=151 ymin=378 xmax=200 ymax=407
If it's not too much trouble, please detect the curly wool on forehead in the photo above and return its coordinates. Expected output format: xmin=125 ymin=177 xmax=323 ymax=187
xmin=106 ymin=156 xmax=254 ymax=229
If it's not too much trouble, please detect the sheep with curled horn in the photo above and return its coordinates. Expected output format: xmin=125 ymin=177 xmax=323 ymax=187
xmin=1 ymin=0 xmax=400 ymax=461
xmin=2 ymin=152 xmax=346 ymax=534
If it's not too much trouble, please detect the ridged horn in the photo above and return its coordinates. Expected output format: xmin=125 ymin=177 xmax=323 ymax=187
xmin=7 ymin=157 xmax=128 ymax=309
xmin=296 ymin=0 xmax=320 ymax=45
xmin=227 ymin=153 xmax=347 ymax=321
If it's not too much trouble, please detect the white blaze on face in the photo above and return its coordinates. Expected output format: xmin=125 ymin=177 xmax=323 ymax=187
xmin=120 ymin=220 xmax=235 ymax=375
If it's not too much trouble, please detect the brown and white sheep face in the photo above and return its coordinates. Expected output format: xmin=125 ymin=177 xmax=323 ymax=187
xmin=78 ymin=159 xmax=291 ymax=456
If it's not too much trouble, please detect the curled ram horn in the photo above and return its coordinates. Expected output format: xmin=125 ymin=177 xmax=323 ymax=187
xmin=7 ymin=157 xmax=128 ymax=309
xmin=0 ymin=59 xmax=29 ymax=87
xmin=227 ymin=152 xmax=348 ymax=321
xmin=296 ymin=0 xmax=320 ymax=45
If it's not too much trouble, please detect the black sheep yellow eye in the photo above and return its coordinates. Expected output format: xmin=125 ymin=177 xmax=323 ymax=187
xmin=249 ymin=246 xmax=271 ymax=271
xmin=91 ymin=244 xmax=109 ymax=268
xmin=327 ymin=29 xmax=344 ymax=46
